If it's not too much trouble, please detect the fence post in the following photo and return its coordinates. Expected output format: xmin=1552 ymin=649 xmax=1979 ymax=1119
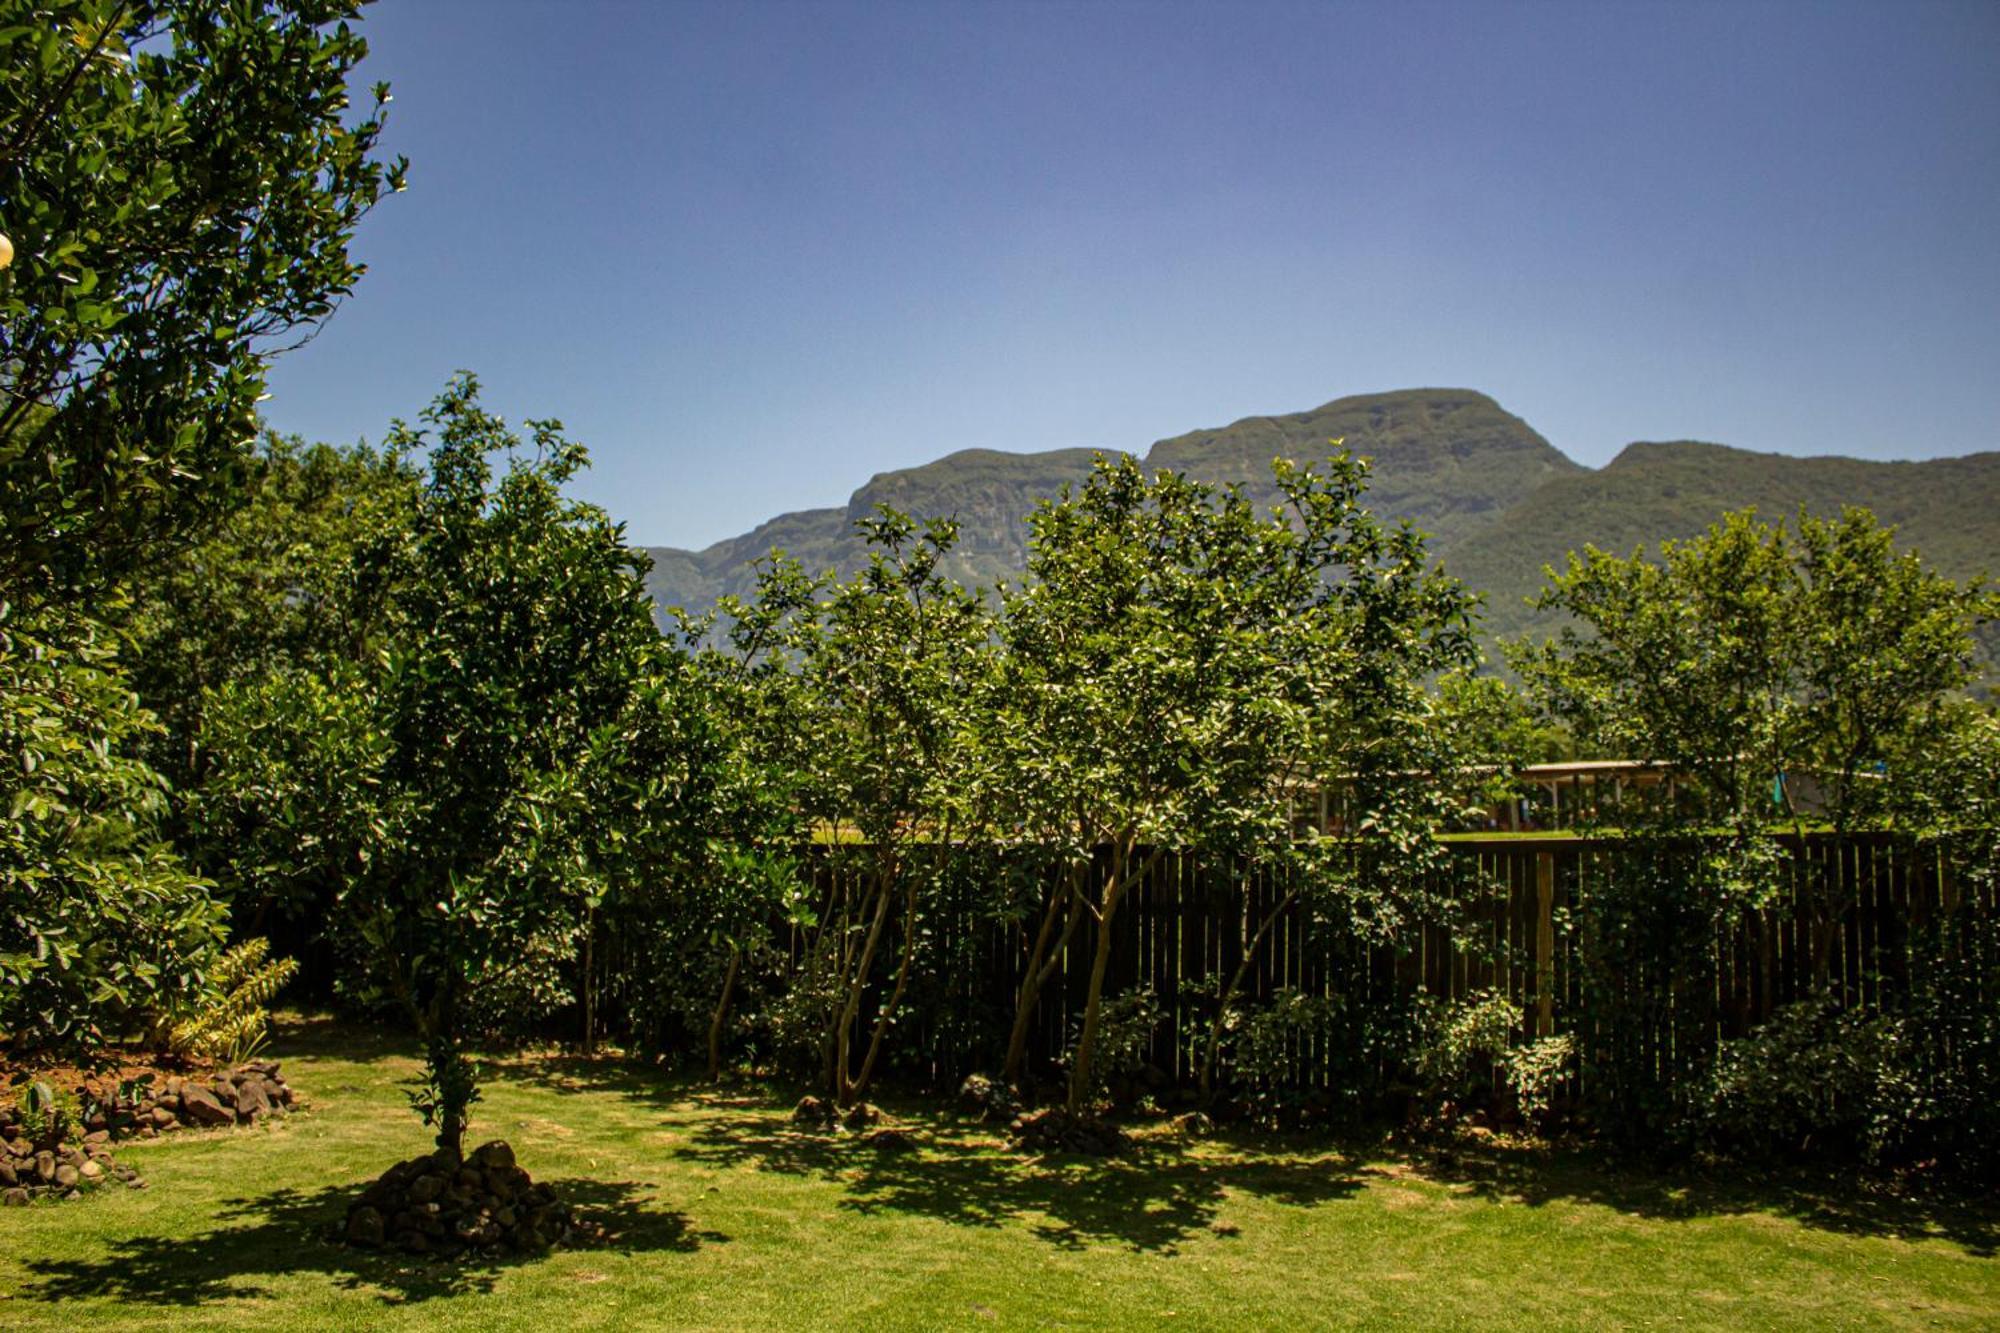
xmin=1536 ymin=851 xmax=1556 ymax=1037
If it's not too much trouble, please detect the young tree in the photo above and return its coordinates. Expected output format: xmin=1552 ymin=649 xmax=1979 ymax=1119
xmin=1515 ymin=506 xmax=1998 ymax=984
xmin=993 ymin=453 xmax=1479 ymax=1113
xmin=770 ymin=512 xmax=995 ymax=1108
xmin=198 ymin=377 xmax=671 ymax=1153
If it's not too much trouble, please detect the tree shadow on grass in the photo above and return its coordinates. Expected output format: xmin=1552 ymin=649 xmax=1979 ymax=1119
xmin=676 ymin=1105 xmax=1364 ymax=1254
xmin=1404 ymin=1136 xmax=2000 ymax=1258
xmin=15 ymin=1176 xmax=723 ymax=1307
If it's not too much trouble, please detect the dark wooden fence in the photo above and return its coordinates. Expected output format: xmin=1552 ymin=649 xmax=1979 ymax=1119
xmin=794 ymin=833 xmax=1997 ymax=1092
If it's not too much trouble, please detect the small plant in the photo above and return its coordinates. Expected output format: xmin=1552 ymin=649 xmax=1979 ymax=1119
xmin=1501 ymin=1033 xmax=1575 ymax=1122
xmin=165 ymin=938 xmax=299 ymax=1064
xmin=1412 ymin=989 xmax=1518 ymax=1088
xmin=17 ymin=1079 xmax=80 ymax=1145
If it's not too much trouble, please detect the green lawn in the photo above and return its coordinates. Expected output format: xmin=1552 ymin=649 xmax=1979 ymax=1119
xmin=2 ymin=1019 xmax=1994 ymax=1330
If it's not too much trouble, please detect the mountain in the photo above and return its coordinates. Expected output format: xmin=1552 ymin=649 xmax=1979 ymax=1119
xmin=640 ymin=389 xmax=1997 ymax=671
xmin=642 ymin=388 xmax=1580 ymax=615
xmin=1445 ymin=439 xmax=2000 ymax=658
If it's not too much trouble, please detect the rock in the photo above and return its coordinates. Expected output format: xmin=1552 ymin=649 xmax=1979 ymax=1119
xmin=471 ymin=1141 xmax=514 ymax=1172
xmin=864 ymin=1127 xmax=916 ymax=1152
xmin=1008 ymin=1107 xmax=1127 ymax=1157
xmin=957 ymin=1073 xmax=1021 ymax=1123
xmin=83 ymin=1129 xmax=109 ymax=1145
xmin=0 ymin=1160 xmax=14 ymax=1187
xmin=840 ymin=1102 xmax=883 ymax=1132
xmin=150 ymin=1106 xmax=178 ymax=1128
xmin=233 ymin=1080 xmax=271 ymax=1121
xmin=2 ymin=1187 xmax=28 ymax=1206
xmin=792 ymin=1096 xmax=835 ymax=1130
xmin=53 ymin=1164 xmax=80 ymax=1188
xmin=180 ymin=1085 xmax=233 ymax=1127
xmin=348 ymin=1147 xmax=582 ymax=1259
xmin=34 ymin=1151 xmax=55 ymax=1183
xmin=79 ymin=1159 xmax=103 ymax=1179
xmin=346 ymin=1200 xmax=384 ymax=1248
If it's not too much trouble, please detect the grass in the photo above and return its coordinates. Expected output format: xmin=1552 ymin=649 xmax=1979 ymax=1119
xmin=2 ymin=1019 xmax=1996 ymax=1330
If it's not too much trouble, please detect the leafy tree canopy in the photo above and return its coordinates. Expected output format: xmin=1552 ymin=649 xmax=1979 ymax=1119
xmin=0 ymin=0 xmax=403 ymax=597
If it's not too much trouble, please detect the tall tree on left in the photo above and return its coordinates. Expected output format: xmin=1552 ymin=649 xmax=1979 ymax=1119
xmin=0 ymin=0 xmax=404 ymax=598
xmin=0 ymin=1 xmax=400 ymax=1062
xmin=199 ymin=377 xmax=692 ymax=1154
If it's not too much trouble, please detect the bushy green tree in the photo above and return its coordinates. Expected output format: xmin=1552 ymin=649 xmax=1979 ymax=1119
xmin=123 ymin=436 xmax=418 ymax=796
xmin=751 ymin=513 xmax=994 ymax=1106
xmin=198 ymin=377 xmax=674 ymax=1152
xmin=0 ymin=0 xmax=398 ymax=1064
xmin=0 ymin=0 xmax=403 ymax=597
xmin=1515 ymin=506 xmax=1997 ymax=980
xmin=0 ymin=604 xmax=224 ymax=1061
xmin=993 ymin=452 xmax=1479 ymax=1113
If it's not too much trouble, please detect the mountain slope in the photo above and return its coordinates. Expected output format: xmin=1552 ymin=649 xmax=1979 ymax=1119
xmin=643 ymin=388 xmax=1578 ymax=614
xmin=641 ymin=392 xmax=1997 ymax=678
xmin=1447 ymin=441 xmax=2000 ymax=650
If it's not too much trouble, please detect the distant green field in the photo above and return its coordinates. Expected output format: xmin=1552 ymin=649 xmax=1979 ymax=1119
xmin=3 ymin=1017 xmax=1994 ymax=1329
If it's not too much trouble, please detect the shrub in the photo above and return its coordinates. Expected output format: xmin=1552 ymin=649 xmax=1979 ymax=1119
xmin=160 ymin=938 xmax=299 ymax=1064
xmin=1065 ymin=988 xmax=1161 ymax=1108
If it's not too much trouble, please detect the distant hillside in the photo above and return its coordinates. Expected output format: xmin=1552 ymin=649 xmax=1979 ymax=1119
xmin=642 ymin=388 xmax=1578 ymax=614
xmin=1447 ymin=441 xmax=2000 ymax=659
xmin=641 ymin=390 xmax=1997 ymax=678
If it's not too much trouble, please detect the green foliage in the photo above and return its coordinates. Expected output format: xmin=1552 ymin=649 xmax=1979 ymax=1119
xmin=187 ymin=376 xmax=680 ymax=1150
xmin=122 ymin=435 xmax=419 ymax=798
xmin=1411 ymin=989 xmax=1518 ymax=1099
xmin=1063 ymin=987 xmax=1161 ymax=1107
xmin=0 ymin=0 xmax=403 ymax=597
xmin=1501 ymin=1034 xmax=1574 ymax=1122
xmin=0 ymin=603 xmax=225 ymax=1062
xmin=995 ymin=449 xmax=1481 ymax=1110
xmin=15 ymin=1076 xmax=78 ymax=1143
xmin=1516 ymin=507 xmax=1993 ymax=829
xmin=161 ymin=936 xmax=298 ymax=1064
xmin=1700 ymin=997 xmax=1893 ymax=1161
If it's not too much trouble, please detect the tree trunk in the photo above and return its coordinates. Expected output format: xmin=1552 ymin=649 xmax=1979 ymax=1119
xmin=1198 ymin=879 xmax=1295 ymax=1103
xmin=1003 ymin=863 xmax=1085 ymax=1087
xmin=832 ymin=860 xmax=897 ymax=1106
xmin=848 ymin=877 xmax=920 ymax=1103
xmin=1067 ymin=838 xmax=1140 ymax=1116
xmin=706 ymin=942 xmax=742 ymax=1082
xmin=580 ymin=904 xmax=597 ymax=1056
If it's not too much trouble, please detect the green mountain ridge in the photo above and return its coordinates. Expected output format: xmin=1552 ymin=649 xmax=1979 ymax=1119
xmin=641 ymin=390 xmax=1997 ymax=671
xmin=1447 ymin=438 xmax=2000 ymax=664
xmin=643 ymin=388 xmax=1579 ymax=614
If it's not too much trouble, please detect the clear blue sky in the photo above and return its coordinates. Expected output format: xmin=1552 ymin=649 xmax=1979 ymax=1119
xmin=261 ymin=0 xmax=2000 ymax=550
